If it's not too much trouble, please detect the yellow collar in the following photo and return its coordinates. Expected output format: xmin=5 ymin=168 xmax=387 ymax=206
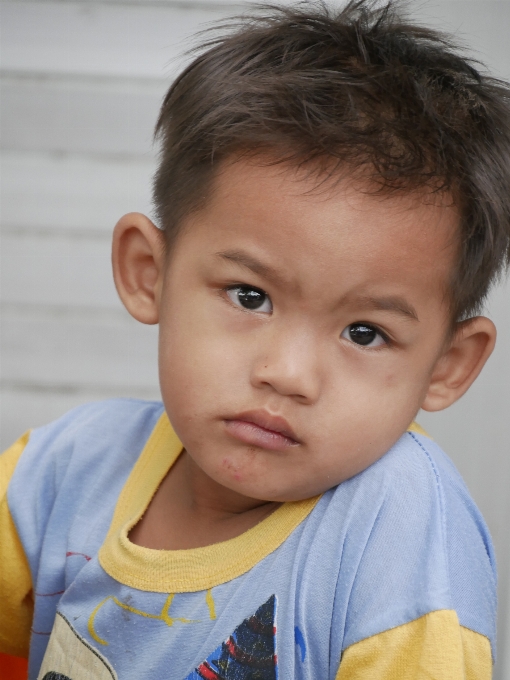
xmin=99 ymin=413 xmax=320 ymax=593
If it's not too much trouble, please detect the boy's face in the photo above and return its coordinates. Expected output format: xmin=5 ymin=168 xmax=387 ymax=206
xmin=156 ymin=160 xmax=458 ymax=502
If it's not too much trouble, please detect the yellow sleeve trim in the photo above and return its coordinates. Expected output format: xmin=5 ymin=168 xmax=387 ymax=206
xmin=99 ymin=413 xmax=320 ymax=593
xmin=336 ymin=610 xmax=492 ymax=680
xmin=0 ymin=433 xmax=33 ymax=658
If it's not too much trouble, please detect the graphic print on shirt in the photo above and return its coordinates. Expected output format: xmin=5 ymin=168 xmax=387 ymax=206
xmin=37 ymin=612 xmax=117 ymax=680
xmin=184 ymin=595 xmax=277 ymax=680
xmin=87 ymin=589 xmax=217 ymax=646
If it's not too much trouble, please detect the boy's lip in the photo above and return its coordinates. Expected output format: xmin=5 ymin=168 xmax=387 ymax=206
xmin=223 ymin=410 xmax=301 ymax=450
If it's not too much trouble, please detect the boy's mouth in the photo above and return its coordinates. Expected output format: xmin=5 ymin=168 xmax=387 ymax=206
xmin=224 ymin=410 xmax=300 ymax=451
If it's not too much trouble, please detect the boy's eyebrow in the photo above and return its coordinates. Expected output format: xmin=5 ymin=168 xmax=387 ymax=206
xmin=217 ymin=250 xmax=419 ymax=321
xmin=352 ymin=295 xmax=419 ymax=322
xmin=216 ymin=250 xmax=285 ymax=285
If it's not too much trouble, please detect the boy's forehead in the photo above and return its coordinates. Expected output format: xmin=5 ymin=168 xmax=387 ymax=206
xmin=204 ymin=157 xmax=460 ymax=256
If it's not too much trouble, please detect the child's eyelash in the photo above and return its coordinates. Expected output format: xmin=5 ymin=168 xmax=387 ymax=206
xmin=343 ymin=322 xmax=394 ymax=349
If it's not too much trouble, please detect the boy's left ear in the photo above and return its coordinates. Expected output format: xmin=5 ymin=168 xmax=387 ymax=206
xmin=112 ymin=213 xmax=166 ymax=324
xmin=421 ymin=316 xmax=496 ymax=412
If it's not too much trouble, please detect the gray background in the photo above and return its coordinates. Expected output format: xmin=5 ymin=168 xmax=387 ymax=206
xmin=1 ymin=0 xmax=509 ymax=675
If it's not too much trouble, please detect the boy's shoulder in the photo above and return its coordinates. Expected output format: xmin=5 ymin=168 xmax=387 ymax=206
xmin=322 ymin=430 xmax=496 ymax=653
xmin=9 ymin=396 xmax=165 ymax=502
xmin=7 ymin=399 xmax=164 ymax=571
xmin=12 ymin=397 xmax=164 ymax=475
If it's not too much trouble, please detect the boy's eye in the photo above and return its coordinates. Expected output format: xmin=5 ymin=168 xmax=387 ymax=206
xmin=226 ymin=286 xmax=273 ymax=313
xmin=341 ymin=323 xmax=386 ymax=347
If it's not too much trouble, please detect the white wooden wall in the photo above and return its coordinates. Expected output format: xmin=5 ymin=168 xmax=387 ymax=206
xmin=1 ymin=1 xmax=509 ymax=675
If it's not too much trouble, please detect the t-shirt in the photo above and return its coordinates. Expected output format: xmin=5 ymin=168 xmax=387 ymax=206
xmin=0 ymin=399 xmax=496 ymax=679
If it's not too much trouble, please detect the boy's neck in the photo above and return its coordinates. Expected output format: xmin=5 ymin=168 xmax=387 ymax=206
xmin=129 ymin=451 xmax=281 ymax=551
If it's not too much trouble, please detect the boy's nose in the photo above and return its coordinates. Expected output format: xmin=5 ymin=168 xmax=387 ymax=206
xmin=250 ymin=329 xmax=321 ymax=404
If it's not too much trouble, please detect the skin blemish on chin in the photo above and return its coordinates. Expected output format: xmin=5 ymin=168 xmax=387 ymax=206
xmin=222 ymin=449 xmax=262 ymax=481
xmin=222 ymin=457 xmax=242 ymax=480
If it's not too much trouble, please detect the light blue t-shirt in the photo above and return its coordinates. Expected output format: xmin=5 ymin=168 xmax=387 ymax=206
xmin=6 ymin=399 xmax=497 ymax=679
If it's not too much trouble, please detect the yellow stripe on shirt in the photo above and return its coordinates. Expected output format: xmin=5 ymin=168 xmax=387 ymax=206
xmin=0 ymin=433 xmax=33 ymax=658
xmin=336 ymin=609 xmax=492 ymax=680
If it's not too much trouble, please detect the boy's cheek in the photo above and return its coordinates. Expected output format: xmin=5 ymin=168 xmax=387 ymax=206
xmin=159 ymin=335 xmax=246 ymax=401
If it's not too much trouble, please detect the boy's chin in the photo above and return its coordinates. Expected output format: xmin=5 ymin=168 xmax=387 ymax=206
xmin=209 ymin=470 xmax=333 ymax=504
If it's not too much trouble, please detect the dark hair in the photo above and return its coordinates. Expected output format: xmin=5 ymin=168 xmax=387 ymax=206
xmin=153 ymin=0 xmax=510 ymax=320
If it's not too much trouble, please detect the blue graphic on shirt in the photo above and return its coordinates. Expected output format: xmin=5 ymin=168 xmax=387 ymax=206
xmin=294 ymin=626 xmax=306 ymax=662
xmin=185 ymin=595 xmax=277 ymax=679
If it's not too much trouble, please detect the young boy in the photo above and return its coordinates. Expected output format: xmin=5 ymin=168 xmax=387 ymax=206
xmin=1 ymin=1 xmax=509 ymax=678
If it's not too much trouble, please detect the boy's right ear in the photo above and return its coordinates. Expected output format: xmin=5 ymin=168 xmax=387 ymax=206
xmin=112 ymin=213 xmax=166 ymax=324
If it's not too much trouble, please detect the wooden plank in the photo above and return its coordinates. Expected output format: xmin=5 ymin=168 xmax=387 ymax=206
xmin=1 ymin=232 xmax=121 ymax=308
xmin=1 ymin=306 xmax=160 ymax=389
xmin=1 ymin=75 xmax=165 ymax=155
xmin=76 ymin=1 xmax=248 ymax=6
xmin=0 ymin=387 xmax=161 ymax=451
xmin=1 ymin=151 xmax=156 ymax=231
xmin=0 ymin=1 xmax=227 ymax=78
